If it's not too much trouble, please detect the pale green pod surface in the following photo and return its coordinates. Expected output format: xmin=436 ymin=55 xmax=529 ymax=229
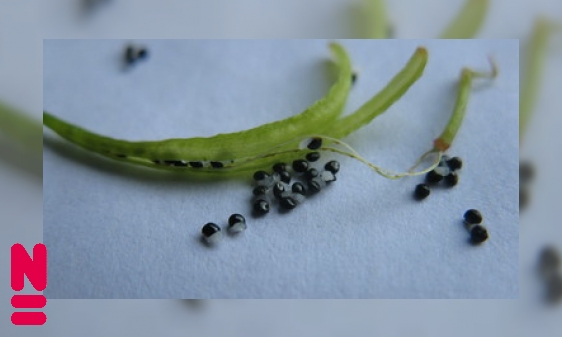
xmin=0 ymin=101 xmax=43 ymax=156
xmin=520 ymin=17 xmax=559 ymax=142
xmin=44 ymin=42 xmax=353 ymax=172
xmin=363 ymin=0 xmax=390 ymax=39
xmin=327 ymin=47 xmax=428 ymax=139
xmin=439 ymin=0 xmax=489 ymax=39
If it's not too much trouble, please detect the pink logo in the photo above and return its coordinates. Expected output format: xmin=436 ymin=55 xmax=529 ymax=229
xmin=11 ymin=243 xmax=47 ymax=325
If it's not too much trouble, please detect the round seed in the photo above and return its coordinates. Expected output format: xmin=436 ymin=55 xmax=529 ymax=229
xmin=252 ymin=185 xmax=268 ymax=196
xmin=414 ymin=183 xmax=430 ymax=200
xmin=463 ymin=209 xmax=483 ymax=224
xmin=292 ymin=159 xmax=309 ymax=173
xmin=470 ymin=225 xmax=488 ymax=244
xmin=305 ymin=152 xmax=321 ymax=162
xmin=304 ymin=168 xmax=319 ymax=180
xmin=447 ymin=157 xmax=463 ymax=171
xmin=291 ymin=182 xmax=307 ymax=195
xmin=136 ymin=48 xmax=148 ymax=59
xmin=444 ymin=172 xmax=459 ymax=187
xmin=253 ymin=199 xmax=270 ymax=215
xmin=228 ymin=214 xmax=247 ymax=233
xmin=425 ymin=170 xmax=443 ymax=184
xmin=278 ymin=170 xmax=291 ymax=184
xmin=273 ymin=182 xmax=286 ymax=199
xmin=279 ymin=196 xmax=298 ymax=210
xmin=307 ymin=137 xmax=322 ymax=150
xmin=307 ymin=177 xmax=326 ymax=194
xmin=519 ymin=161 xmax=535 ymax=184
xmin=324 ymin=160 xmax=340 ymax=174
xmin=272 ymin=162 xmax=288 ymax=173
xmin=253 ymin=170 xmax=269 ymax=181
xmin=201 ymin=223 xmax=222 ymax=244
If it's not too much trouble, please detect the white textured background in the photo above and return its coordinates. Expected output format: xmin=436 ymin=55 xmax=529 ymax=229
xmin=43 ymin=39 xmax=518 ymax=298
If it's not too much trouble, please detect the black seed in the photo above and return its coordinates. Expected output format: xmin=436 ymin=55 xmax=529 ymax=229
xmin=252 ymin=186 xmax=268 ymax=196
xmin=228 ymin=214 xmax=246 ymax=227
xmin=291 ymin=182 xmax=306 ymax=195
xmin=304 ymin=168 xmax=319 ymax=180
xmin=153 ymin=160 xmax=162 ymax=164
xmin=115 ymin=154 xmax=127 ymax=158
xmin=164 ymin=160 xmax=187 ymax=167
xmin=520 ymin=187 xmax=530 ymax=210
xmin=307 ymin=179 xmax=322 ymax=194
xmin=272 ymin=162 xmax=288 ymax=173
xmin=351 ymin=72 xmax=358 ymax=85
xmin=210 ymin=161 xmax=224 ymax=168
xmin=253 ymin=170 xmax=269 ymax=181
xmin=538 ymin=246 xmax=561 ymax=275
xmin=125 ymin=45 xmax=136 ymax=64
xmin=519 ymin=161 xmax=535 ymax=184
xmin=305 ymin=152 xmax=320 ymax=162
xmin=136 ymin=48 xmax=148 ymax=59
xmin=470 ymin=225 xmax=488 ymax=244
xmin=253 ymin=199 xmax=270 ymax=215
xmin=414 ymin=184 xmax=430 ymax=200
xmin=447 ymin=157 xmax=463 ymax=171
xmin=307 ymin=137 xmax=322 ymax=150
xmin=324 ymin=160 xmax=340 ymax=174
xmin=463 ymin=209 xmax=483 ymax=225
xmin=278 ymin=170 xmax=291 ymax=184
xmin=444 ymin=172 xmax=459 ymax=187
xmin=189 ymin=161 xmax=203 ymax=168
xmin=273 ymin=182 xmax=286 ymax=199
xmin=425 ymin=170 xmax=443 ymax=184
xmin=279 ymin=196 xmax=298 ymax=210
xmin=202 ymin=223 xmax=221 ymax=238
xmin=292 ymin=159 xmax=309 ymax=173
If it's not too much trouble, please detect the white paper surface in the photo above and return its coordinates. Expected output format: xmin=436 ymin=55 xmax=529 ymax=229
xmin=43 ymin=39 xmax=518 ymax=298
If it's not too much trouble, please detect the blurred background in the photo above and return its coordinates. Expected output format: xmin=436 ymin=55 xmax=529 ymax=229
xmin=1 ymin=0 xmax=561 ymax=335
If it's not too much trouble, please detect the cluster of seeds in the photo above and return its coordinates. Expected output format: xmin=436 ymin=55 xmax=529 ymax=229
xmin=538 ymin=245 xmax=562 ymax=304
xmin=201 ymin=213 xmax=246 ymax=245
xmin=463 ymin=209 xmax=488 ymax=244
xmin=124 ymin=44 xmax=149 ymax=66
xmin=251 ymin=141 xmax=340 ymax=215
xmin=414 ymin=155 xmax=462 ymax=200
